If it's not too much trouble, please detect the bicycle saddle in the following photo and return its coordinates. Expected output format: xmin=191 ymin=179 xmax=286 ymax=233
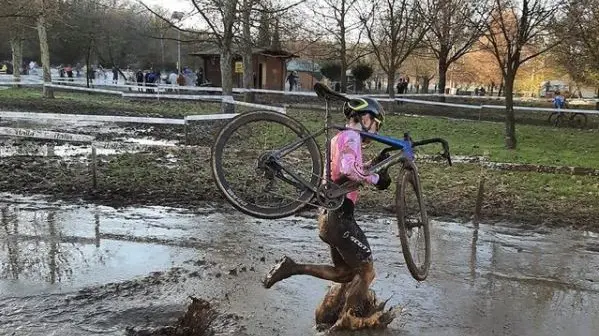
xmin=314 ymin=82 xmax=350 ymax=102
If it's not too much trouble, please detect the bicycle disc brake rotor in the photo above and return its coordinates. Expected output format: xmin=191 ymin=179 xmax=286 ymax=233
xmin=316 ymin=183 xmax=344 ymax=210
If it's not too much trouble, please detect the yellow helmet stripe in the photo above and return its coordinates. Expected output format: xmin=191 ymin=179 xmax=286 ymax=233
xmin=349 ymin=99 xmax=369 ymax=110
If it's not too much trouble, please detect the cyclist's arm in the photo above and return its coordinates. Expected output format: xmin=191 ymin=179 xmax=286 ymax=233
xmin=338 ymin=134 xmax=379 ymax=185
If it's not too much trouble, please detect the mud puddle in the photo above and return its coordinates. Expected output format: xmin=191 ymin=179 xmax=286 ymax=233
xmin=1 ymin=194 xmax=598 ymax=335
xmin=0 ymin=137 xmax=180 ymax=159
xmin=0 ymin=115 xmax=186 ymax=144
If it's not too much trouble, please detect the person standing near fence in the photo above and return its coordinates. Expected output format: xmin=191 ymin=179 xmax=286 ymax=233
xmin=112 ymin=65 xmax=119 ymax=84
xmin=136 ymin=69 xmax=144 ymax=92
xmin=65 ymin=64 xmax=73 ymax=81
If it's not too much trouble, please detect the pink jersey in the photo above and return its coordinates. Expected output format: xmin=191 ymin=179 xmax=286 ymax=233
xmin=328 ymin=129 xmax=379 ymax=204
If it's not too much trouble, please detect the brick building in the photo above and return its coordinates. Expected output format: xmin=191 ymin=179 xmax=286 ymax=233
xmin=190 ymin=46 xmax=297 ymax=90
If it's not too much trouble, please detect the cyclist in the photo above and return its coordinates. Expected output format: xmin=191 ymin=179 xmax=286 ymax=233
xmin=553 ymin=90 xmax=566 ymax=110
xmin=263 ymin=97 xmax=396 ymax=329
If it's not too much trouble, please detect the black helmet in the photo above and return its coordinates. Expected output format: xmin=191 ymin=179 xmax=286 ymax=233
xmin=343 ymin=97 xmax=385 ymax=126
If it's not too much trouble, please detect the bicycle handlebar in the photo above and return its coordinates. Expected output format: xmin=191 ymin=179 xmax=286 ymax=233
xmin=379 ymin=137 xmax=452 ymax=166
xmin=412 ymin=137 xmax=452 ymax=166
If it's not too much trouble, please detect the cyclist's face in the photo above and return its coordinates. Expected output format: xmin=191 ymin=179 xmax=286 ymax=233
xmin=361 ymin=114 xmax=380 ymax=134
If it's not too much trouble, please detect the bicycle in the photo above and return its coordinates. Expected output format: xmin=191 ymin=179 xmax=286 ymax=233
xmin=211 ymin=83 xmax=453 ymax=281
xmin=547 ymin=103 xmax=588 ymax=128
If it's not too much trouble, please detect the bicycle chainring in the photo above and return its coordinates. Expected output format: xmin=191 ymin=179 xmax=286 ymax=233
xmin=316 ymin=183 xmax=344 ymax=210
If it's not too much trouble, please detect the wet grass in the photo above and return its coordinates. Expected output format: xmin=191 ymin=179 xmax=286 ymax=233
xmin=0 ymin=87 xmax=243 ymax=117
xmin=0 ymin=149 xmax=597 ymax=229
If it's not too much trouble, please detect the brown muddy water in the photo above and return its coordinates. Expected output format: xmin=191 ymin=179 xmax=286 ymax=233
xmin=0 ymin=193 xmax=598 ymax=336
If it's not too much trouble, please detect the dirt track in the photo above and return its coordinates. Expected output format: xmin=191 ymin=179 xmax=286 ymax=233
xmin=1 ymin=194 xmax=598 ymax=335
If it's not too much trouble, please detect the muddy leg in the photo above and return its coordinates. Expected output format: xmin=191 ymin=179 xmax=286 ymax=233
xmin=263 ymin=255 xmax=356 ymax=288
xmin=341 ymin=261 xmax=375 ymax=314
xmin=315 ymin=248 xmax=352 ymax=324
xmin=315 ymin=283 xmax=348 ymax=325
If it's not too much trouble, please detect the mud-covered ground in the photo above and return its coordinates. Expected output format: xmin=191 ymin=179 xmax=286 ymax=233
xmin=1 ymin=194 xmax=598 ymax=335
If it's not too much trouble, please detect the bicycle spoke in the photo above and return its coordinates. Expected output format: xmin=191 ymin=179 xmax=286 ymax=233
xmin=219 ymin=118 xmax=320 ymax=210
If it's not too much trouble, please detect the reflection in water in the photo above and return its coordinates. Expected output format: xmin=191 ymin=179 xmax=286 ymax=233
xmin=1 ymin=206 xmax=20 ymax=279
xmin=0 ymin=205 xmax=102 ymax=284
xmin=95 ymin=212 xmax=100 ymax=248
xmin=469 ymin=222 xmax=479 ymax=282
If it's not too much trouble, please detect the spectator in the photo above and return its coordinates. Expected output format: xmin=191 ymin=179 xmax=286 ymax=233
xmin=287 ymin=71 xmax=298 ymax=91
xmin=168 ymin=71 xmax=178 ymax=91
xmin=112 ymin=65 xmax=119 ymax=84
xmin=396 ymin=78 xmax=405 ymax=95
xmin=176 ymin=72 xmax=186 ymax=87
xmin=196 ymin=67 xmax=204 ymax=86
xmin=75 ymin=63 xmax=82 ymax=77
xmin=145 ymin=70 xmax=156 ymax=93
xmin=65 ymin=64 xmax=73 ymax=81
xmin=401 ymin=77 xmax=409 ymax=94
xmin=136 ymin=69 xmax=144 ymax=92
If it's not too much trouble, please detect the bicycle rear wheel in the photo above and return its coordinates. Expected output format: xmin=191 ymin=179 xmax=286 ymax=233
xmin=395 ymin=162 xmax=431 ymax=281
xmin=211 ymin=110 xmax=323 ymax=219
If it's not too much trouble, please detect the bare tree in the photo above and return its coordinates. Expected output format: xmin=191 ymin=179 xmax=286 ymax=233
xmin=360 ymin=0 xmax=429 ymax=97
xmin=312 ymin=0 xmax=369 ymax=92
xmin=555 ymin=0 xmax=599 ymax=92
xmin=6 ymin=0 xmax=60 ymax=97
xmin=9 ymin=18 xmax=25 ymax=85
xmin=481 ymin=0 xmax=562 ymax=149
xmin=36 ymin=0 xmax=55 ymax=98
xmin=141 ymin=0 xmax=239 ymax=112
xmin=424 ymin=0 xmax=488 ymax=94
xmin=239 ymin=0 xmax=260 ymax=102
xmin=0 ymin=0 xmax=30 ymax=18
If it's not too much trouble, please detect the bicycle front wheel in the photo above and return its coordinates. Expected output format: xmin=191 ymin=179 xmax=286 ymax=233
xmin=395 ymin=162 xmax=431 ymax=281
xmin=211 ymin=110 xmax=323 ymax=219
xmin=548 ymin=112 xmax=562 ymax=127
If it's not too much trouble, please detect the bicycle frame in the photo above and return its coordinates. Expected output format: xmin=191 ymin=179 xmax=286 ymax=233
xmin=270 ymin=96 xmax=451 ymax=203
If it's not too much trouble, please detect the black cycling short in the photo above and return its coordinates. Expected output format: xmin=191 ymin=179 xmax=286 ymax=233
xmin=318 ymin=198 xmax=372 ymax=268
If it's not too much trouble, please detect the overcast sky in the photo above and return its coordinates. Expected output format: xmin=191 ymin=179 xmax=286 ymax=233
xmin=140 ymin=0 xmax=194 ymax=14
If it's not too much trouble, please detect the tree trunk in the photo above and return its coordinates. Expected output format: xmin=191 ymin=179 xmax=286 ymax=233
xmin=503 ymin=74 xmax=517 ymax=149
xmin=220 ymin=49 xmax=234 ymax=113
xmin=340 ymin=56 xmax=347 ymax=93
xmin=340 ymin=20 xmax=347 ymax=93
xmin=242 ymin=53 xmax=254 ymax=102
xmin=241 ymin=0 xmax=254 ymax=103
xmin=387 ymin=72 xmax=395 ymax=98
xmin=437 ymin=59 xmax=448 ymax=94
xmin=422 ymin=76 xmax=430 ymax=94
xmin=85 ymin=41 xmax=93 ymax=88
xmin=36 ymin=14 xmax=54 ymax=98
xmin=10 ymin=32 xmax=22 ymax=86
